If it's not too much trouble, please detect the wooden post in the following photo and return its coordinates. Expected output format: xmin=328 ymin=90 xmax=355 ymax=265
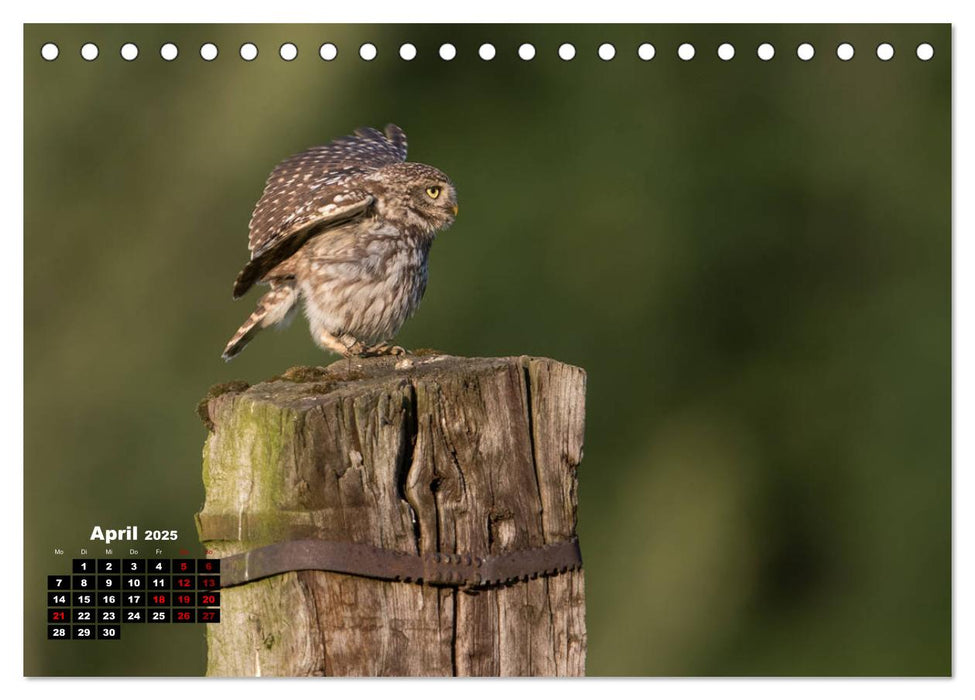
xmin=196 ymin=354 xmax=586 ymax=677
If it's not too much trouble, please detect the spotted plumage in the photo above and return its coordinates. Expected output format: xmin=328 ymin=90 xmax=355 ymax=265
xmin=223 ymin=124 xmax=457 ymax=360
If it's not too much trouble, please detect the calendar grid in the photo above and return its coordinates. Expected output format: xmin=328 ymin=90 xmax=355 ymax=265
xmin=47 ymin=558 xmax=220 ymax=640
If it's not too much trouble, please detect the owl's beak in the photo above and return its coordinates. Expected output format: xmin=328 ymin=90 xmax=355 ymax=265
xmin=451 ymin=204 xmax=459 ymax=216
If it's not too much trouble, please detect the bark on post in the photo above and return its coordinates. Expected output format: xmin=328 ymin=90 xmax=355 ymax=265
xmin=196 ymin=354 xmax=586 ymax=677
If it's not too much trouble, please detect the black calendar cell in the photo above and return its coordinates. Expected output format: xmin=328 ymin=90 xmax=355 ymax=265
xmin=72 ymin=575 xmax=95 ymax=590
xmin=148 ymin=609 xmax=170 ymax=623
xmin=198 ymin=558 xmax=220 ymax=573
xmin=98 ymin=592 xmax=120 ymax=607
xmin=72 ymin=559 xmax=96 ymax=573
xmin=73 ymin=592 xmax=95 ymax=607
xmin=97 ymin=575 xmax=121 ymax=590
xmin=47 ymin=575 xmax=70 ymax=590
xmin=47 ymin=608 xmax=69 ymax=624
xmin=197 ymin=591 xmax=220 ymax=607
xmin=174 ymin=576 xmax=195 ymax=590
xmin=199 ymin=575 xmax=220 ymax=589
xmin=97 ymin=559 xmax=120 ymax=574
xmin=97 ymin=625 xmax=121 ymax=640
xmin=123 ymin=608 xmax=146 ymax=623
xmin=197 ymin=608 xmax=220 ymax=624
xmin=98 ymin=609 xmax=121 ymax=624
xmin=48 ymin=625 xmax=70 ymax=640
xmin=147 ymin=575 xmax=171 ymax=590
xmin=123 ymin=592 xmax=145 ymax=606
xmin=173 ymin=559 xmax=196 ymax=574
xmin=48 ymin=592 xmax=69 ymax=606
xmin=173 ymin=609 xmax=195 ymax=623
xmin=148 ymin=592 xmax=170 ymax=607
xmin=72 ymin=624 xmax=95 ymax=639
xmin=122 ymin=575 xmax=145 ymax=590
xmin=173 ymin=592 xmax=195 ymax=607
xmin=73 ymin=609 xmax=95 ymax=623
xmin=147 ymin=559 xmax=171 ymax=574
xmin=123 ymin=559 xmax=146 ymax=573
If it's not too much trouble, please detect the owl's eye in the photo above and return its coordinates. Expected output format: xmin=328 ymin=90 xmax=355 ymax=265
xmin=425 ymin=186 xmax=442 ymax=199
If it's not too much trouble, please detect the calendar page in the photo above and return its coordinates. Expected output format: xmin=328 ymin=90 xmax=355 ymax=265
xmin=24 ymin=23 xmax=951 ymax=676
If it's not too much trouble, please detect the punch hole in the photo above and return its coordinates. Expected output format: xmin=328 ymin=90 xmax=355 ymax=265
xmin=717 ymin=43 xmax=734 ymax=61
xmin=279 ymin=43 xmax=298 ymax=61
xmin=637 ymin=43 xmax=655 ymax=61
xmin=797 ymin=43 xmax=815 ymax=61
xmin=399 ymin=43 xmax=417 ymax=61
xmin=319 ymin=43 xmax=337 ymax=61
xmin=160 ymin=43 xmax=178 ymax=61
xmin=559 ymin=43 xmax=576 ymax=61
xmin=836 ymin=43 xmax=855 ymax=61
xmin=240 ymin=43 xmax=258 ymax=61
xmin=359 ymin=42 xmax=379 ymax=61
xmin=40 ymin=43 xmax=59 ymax=61
xmin=479 ymin=43 xmax=496 ymax=61
xmin=439 ymin=43 xmax=456 ymax=61
xmin=200 ymin=43 xmax=218 ymax=61
xmin=519 ymin=43 xmax=536 ymax=61
xmin=598 ymin=43 xmax=616 ymax=61
xmin=120 ymin=43 xmax=138 ymax=61
xmin=876 ymin=43 xmax=894 ymax=61
xmin=757 ymin=43 xmax=774 ymax=61
xmin=916 ymin=43 xmax=934 ymax=61
xmin=359 ymin=43 xmax=377 ymax=61
xmin=81 ymin=43 xmax=99 ymax=61
xmin=677 ymin=43 xmax=695 ymax=61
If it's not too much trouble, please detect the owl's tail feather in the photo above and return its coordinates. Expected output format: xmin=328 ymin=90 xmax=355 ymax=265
xmin=222 ymin=283 xmax=298 ymax=361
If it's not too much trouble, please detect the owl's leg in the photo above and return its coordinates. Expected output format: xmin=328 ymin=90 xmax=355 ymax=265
xmin=317 ymin=330 xmax=358 ymax=357
xmin=362 ymin=342 xmax=407 ymax=356
xmin=316 ymin=330 xmax=402 ymax=357
xmin=340 ymin=334 xmax=370 ymax=356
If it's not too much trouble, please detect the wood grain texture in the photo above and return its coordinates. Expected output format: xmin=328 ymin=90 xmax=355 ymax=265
xmin=197 ymin=354 xmax=586 ymax=677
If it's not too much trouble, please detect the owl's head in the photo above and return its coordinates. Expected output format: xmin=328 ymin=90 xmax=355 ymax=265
xmin=370 ymin=162 xmax=458 ymax=235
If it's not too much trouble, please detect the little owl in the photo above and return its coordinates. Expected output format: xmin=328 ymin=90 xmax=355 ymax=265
xmin=222 ymin=124 xmax=458 ymax=360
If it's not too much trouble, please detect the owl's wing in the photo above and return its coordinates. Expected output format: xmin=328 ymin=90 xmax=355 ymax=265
xmin=233 ymin=124 xmax=408 ymax=299
xmin=232 ymin=195 xmax=373 ymax=299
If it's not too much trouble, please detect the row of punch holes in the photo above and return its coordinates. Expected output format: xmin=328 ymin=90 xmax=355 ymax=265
xmin=40 ymin=41 xmax=937 ymax=63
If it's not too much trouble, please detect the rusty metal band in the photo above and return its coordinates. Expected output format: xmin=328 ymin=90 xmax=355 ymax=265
xmin=216 ymin=537 xmax=582 ymax=590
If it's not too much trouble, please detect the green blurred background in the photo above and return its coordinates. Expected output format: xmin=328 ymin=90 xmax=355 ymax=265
xmin=24 ymin=24 xmax=950 ymax=676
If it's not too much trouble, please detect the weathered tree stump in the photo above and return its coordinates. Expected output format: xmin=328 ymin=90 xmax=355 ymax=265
xmin=196 ymin=354 xmax=586 ymax=677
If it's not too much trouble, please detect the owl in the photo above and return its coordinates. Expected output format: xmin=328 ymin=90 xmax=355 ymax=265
xmin=222 ymin=124 xmax=458 ymax=360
